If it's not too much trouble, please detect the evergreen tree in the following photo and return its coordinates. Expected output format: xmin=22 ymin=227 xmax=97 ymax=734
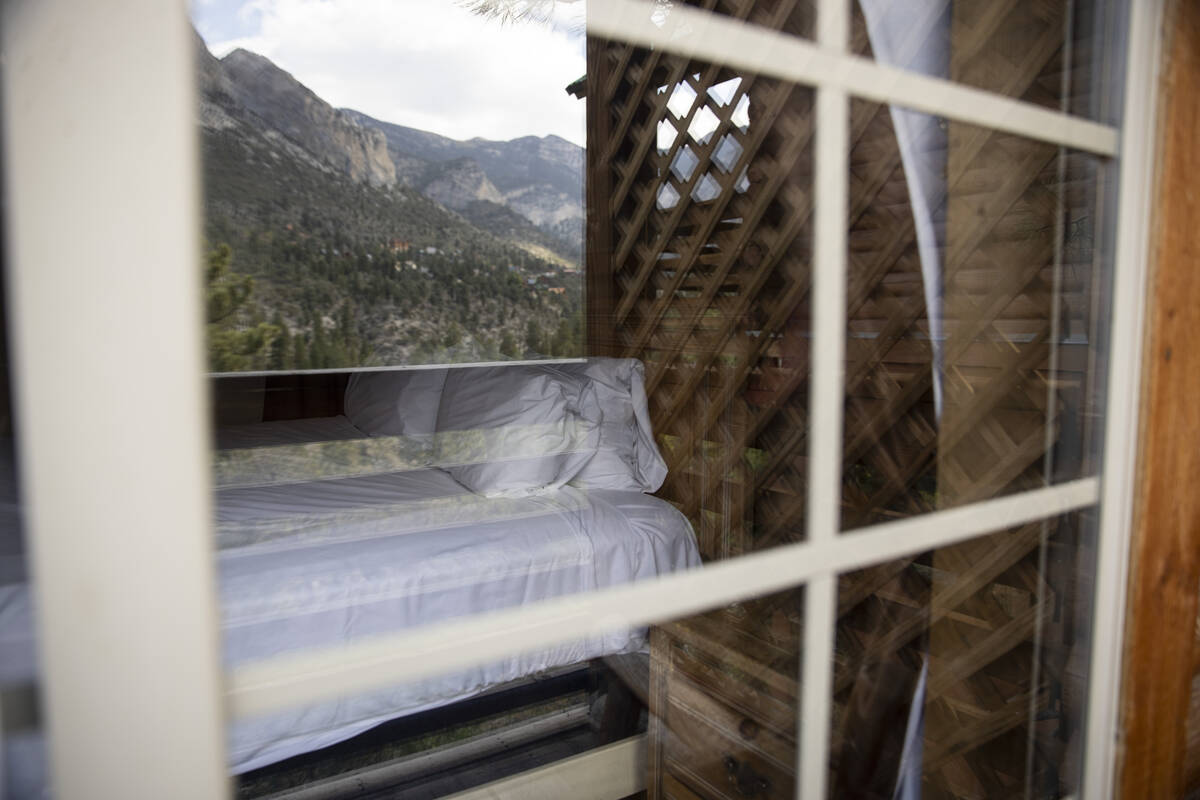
xmin=293 ymin=333 xmax=309 ymax=370
xmin=550 ymin=319 xmax=571 ymax=357
xmin=525 ymin=319 xmax=543 ymax=355
xmin=309 ymin=311 xmax=328 ymax=368
xmin=203 ymin=243 xmax=280 ymax=372
xmin=266 ymin=312 xmax=289 ymax=370
xmin=499 ymin=330 xmax=519 ymax=358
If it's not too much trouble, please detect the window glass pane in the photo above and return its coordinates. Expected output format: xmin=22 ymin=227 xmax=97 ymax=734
xmin=648 ymin=587 xmax=803 ymax=800
xmin=185 ymin=0 xmax=1133 ymax=795
xmin=201 ymin=2 xmax=819 ymax=782
xmin=840 ymin=99 xmax=1114 ymax=530
xmin=586 ymin=27 xmax=816 ymax=558
xmin=209 ymin=361 xmax=706 ymax=781
xmin=231 ymin=585 xmax=804 ymax=800
xmin=849 ymin=0 xmax=1128 ymax=126
xmin=194 ymin=0 xmax=586 ymax=372
xmin=830 ymin=511 xmax=1096 ymax=798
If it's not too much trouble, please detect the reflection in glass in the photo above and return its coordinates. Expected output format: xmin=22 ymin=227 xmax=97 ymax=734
xmin=194 ymin=2 xmax=587 ymax=372
xmin=210 ymin=359 xmax=702 ymax=785
xmin=181 ymin=0 xmax=1133 ymax=795
xmin=850 ymin=0 xmax=1127 ymax=125
xmin=841 ymin=96 xmax=1112 ymax=529
xmin=831 ymin=512 xmax=1097 ymax=798
xmin=648 ymin=588 xmax=803 ymax=800
xmin=587 ymin=5 xmax=817 ymax=558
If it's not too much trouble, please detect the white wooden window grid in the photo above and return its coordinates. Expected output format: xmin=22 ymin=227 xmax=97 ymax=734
xmin=0 ymin=0 xmax=1162 ymax=797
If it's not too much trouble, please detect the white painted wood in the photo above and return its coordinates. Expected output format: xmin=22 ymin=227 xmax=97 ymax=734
xmin=799 ymin=0 xmax=850 ymax=791
xmin=1083 ymin=1 xmax=1165 ymax=797
xmin=228 ymin=477 xmax=1097 ymax=718
xmin=0 ymin=1 xmax=228 ymax=797
xmin=438 ymin=735 xmax=646 ymax=800
xmin=587 ymin=0 xmax=1119 ymax=157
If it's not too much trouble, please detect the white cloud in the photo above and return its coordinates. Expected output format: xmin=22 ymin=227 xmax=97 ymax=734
xmin=203 ymin=0 xmax=586 ymax=146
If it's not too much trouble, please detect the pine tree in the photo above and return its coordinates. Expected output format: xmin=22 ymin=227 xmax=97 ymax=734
xmin=203 ymin=243 xmax=279 ymax=371
xmin=499 ymin=330 xmax=519 ymax=358
xmin=525 ymin=319 xmax=543 ymax=355
xmin=266 ymin=312 xmax=289 ymax=370
xmin=293 ymin=333 xmax=309 ymax=371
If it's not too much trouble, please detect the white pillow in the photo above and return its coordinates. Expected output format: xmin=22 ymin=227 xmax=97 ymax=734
xmin=562 ymin=358 xmax=668 ymax=492
xmin=435 ymin=365 xmax=601 ymax=497
xmin=344 ymin=368 xmax=447 ymax=438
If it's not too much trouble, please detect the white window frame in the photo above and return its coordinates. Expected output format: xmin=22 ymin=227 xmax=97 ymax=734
xmin=0 ymin=0 xmax=1163 ymax=798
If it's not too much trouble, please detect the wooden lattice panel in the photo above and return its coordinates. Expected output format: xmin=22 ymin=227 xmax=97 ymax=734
xmin=588 ymin=0 xmax=817 ymax=559
xmin=590 ymin=1 xmax=1111 ymax=797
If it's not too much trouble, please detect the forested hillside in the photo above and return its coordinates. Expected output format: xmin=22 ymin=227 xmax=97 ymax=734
xmin=196 ymin=32 xmax=584 ymax=372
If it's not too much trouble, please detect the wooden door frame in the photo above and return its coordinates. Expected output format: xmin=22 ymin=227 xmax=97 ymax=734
xmin=1117 ymin=1 xmax=1200 ymax=796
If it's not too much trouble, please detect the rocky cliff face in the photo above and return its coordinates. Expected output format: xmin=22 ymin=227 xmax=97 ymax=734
xmin=219 ymin=49 xmax=396 ymax=188
xmin=194 ymin=32 xmax=582 ymax=262
xmin=421 ymin=158 xmax=505 ymax=210
xmin=344 ymin=112 xmax=584 ymax=256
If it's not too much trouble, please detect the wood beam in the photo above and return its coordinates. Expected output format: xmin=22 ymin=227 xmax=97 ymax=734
xmin=1117 ymin=2 xmax=1200 ymax=796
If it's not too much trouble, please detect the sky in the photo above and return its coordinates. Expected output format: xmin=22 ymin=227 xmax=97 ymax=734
xmin=190 ymin=0 xmax=587 ymax=146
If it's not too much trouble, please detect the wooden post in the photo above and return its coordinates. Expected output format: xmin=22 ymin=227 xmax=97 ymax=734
xmin=584 ymin=36 xmax=616 ymax=357
xmin=1117 ymin=2 xmax=1200 ymax=796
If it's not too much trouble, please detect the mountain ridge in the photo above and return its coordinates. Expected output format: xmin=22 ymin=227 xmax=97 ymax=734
xmin=194 ymin=30 xmax=584 ymax=370
xmin=196 ymin=33 xmax=583 ymax=259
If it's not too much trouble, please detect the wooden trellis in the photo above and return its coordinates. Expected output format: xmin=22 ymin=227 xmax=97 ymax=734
xmin=586 ymin=0 xmax=1112 ymax=797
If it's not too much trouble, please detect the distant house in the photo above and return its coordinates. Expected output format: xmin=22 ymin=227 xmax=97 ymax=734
xmin=547 ymin=287 xmax=566 ymax=295
xmin=388 ymin=239 xmax=411 ymax=253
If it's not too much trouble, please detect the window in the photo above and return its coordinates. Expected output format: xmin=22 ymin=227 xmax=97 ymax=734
xmin=0 ymin=0 xmax=1162 ymax=797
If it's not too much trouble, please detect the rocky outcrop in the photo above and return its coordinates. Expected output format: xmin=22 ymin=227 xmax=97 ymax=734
xmin=503 ymin=184 xmax=582 ymax=229
xmin=421 ymin=158 xmax=505 ymax=210
xmin=220 ymin=49 xmax=395 ymax=187
xmin=343 ymin=111 xmax=584 ymax=256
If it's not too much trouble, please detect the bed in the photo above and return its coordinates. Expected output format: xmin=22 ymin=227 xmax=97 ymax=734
xmin=1 ymin=358 xmax=701 ymax=790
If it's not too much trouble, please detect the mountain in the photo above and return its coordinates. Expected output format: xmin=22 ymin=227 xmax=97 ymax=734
xmin=194 ymin=31 xmax=583 ymax=371
xmin=196 ymin=34 xmax=583 ymax=262
xmin=220 ymin=49 xmax=396 ymax=188
xmin=344 ymin=110 xmax=584 ymax=255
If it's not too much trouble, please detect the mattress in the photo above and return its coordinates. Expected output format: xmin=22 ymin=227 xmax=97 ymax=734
xmin=1 ymin=416 xmax=701 ymax=782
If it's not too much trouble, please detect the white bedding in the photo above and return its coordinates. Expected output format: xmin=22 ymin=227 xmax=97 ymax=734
xmin=1 ymin=416 xmax=701 ymax=781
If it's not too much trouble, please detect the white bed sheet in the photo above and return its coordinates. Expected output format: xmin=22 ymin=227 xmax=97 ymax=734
xmin=0 ymin=420 xmax=701 ymax=781
xmin=217 ymin=468 xmax=699 ymax=771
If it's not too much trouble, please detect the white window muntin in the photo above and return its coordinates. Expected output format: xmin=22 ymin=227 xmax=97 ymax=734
xmin=588 ymin=0 xmax=1119 ymax=157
